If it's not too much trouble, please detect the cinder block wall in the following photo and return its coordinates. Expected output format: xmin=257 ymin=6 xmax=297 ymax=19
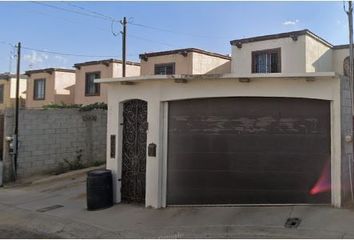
xmin=340 ymin=75 xmax=354 ymax=205
xmin=3 ymin=109 xmax=107 ymax=181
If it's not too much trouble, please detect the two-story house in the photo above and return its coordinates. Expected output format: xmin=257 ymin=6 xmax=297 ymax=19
xmin=0 ymin=73 xmax=27 ymax=111
xmin=139 ymin=48 xmax=231 ymax=75
xmin=98 ymin=30 xmax=353 ymax=209
xmin=73 ymin=59 xmax=140 ymax=105
xmin=25 ymin=68 xmax=75 ymax=109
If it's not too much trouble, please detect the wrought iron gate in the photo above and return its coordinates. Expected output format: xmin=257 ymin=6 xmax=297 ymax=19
xmin=121 ymin=99 xmax=147 ymax=203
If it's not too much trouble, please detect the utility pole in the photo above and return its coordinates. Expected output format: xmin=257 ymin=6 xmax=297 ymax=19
xmin=14 ymin=42 xmax=21 ymax=177
xmin=348 ymin=1 xmax=353 ymax=103
xmin=121 ymin=17 xmax=127 ymax=77
xmin=345 ymin=0 xmax=354 ymax=202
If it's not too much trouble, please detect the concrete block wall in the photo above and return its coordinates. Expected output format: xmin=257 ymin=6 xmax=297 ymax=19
xmin=340 ymin=75 xmax=354 ymax=205
xmin=3 ymin=108 xmax=107 ymax=181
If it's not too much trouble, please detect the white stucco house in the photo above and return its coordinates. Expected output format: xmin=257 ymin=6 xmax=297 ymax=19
xmin=97 ymin=29 xmax=353 ymax=208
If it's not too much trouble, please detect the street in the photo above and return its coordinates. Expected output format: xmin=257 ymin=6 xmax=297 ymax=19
xmin=1 ymin=168 xmax=354 ymax=238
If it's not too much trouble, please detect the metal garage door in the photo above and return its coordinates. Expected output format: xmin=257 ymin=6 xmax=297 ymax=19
xmin=167 ymin=97 xmax=331 ymax=205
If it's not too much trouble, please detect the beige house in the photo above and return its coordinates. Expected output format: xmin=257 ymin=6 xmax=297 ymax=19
xmin=25 ymin=68 xmax=75 ymax=109
xmin=73 ymin=59 xmax=140 ymax=105
xmin=97 ymin=29 xmax=354 ymax=209
xmin=139 ymin=48 xmax=231 ymax=75
xmin=0 ymin=73 xmax=27 ymax=111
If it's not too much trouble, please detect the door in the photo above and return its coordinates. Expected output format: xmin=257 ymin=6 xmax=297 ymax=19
xmin=121 ymin=99 xmax=147 ymax=203
xmin=167 ymin=97 xmax=331 ymax=205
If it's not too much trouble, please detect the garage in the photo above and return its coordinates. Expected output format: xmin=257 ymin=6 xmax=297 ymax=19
xmin=167 ymin=97 xmax=331 ymax=205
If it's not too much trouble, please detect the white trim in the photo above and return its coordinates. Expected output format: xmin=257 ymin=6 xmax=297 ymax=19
xmin=161 ymin=102 xmax=169 ymax=208
xmin=96 ymin=72 xmax=338 ymax=83
xmin=115 ymin=101 xmax=124 ymax=203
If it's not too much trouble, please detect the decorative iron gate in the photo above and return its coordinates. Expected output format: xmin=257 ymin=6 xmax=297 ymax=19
xmin=121 ymin=99 xmax=147 ymax=203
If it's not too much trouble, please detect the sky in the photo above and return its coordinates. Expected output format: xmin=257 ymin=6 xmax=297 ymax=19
xmin=0 ymin=1 xmax=350 ymax=73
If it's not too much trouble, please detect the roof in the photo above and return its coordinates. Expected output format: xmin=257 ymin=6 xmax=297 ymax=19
xmin=230 ymin=29 xmax=333 ymax=48
xmin=139 ymin=48 xmax=231 ymax=61
xmin=333 ymin=44 xmax=350 ymax=50
xmin=25 ymin=68 xmax=75 ymax=75
xmin=0 ymin=72 xmax=27 ymax=80
xmin=73 ymin=59 xmax=140 ymax=68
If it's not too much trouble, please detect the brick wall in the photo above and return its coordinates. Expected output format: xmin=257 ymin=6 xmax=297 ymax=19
xmin=3 ymin=108 xmax=107 ymax=181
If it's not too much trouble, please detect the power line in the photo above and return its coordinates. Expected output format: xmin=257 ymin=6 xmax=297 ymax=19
xmin=22 ymin=46 xmax=120 ymax=58
xmin=26 ymin=7 xmax=110 ymax=33
xmin=65 ymin=2 xmax=117 ymax=21
xmin=31 ymin=1 xmax=111 ymax=22
xmin=129 ymin=34 xmax=178 ymax=48
xmin=129 ymin=22 xmax=228 ymax=39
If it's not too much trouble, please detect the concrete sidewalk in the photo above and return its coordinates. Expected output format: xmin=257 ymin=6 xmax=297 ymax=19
xmin=1 ymin=168 xmax=354 ymax=238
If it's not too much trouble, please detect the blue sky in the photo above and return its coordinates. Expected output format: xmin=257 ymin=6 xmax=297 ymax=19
xmin=0 ymin=1 xmax=349 ymax=73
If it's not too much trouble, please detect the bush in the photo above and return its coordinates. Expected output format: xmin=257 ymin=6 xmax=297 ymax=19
xmin=42 ymin=102 xmax=107 ymax=111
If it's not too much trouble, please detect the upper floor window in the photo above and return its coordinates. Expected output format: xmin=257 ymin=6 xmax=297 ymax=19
xmin=252 ymin=48 xmax=281 ymax=73
xmin=154 ymin=63 xmax=175 ymax=75
xmin=85 ymin=72 xmax=100 ymax=96
xmin=33 ymin=79 xmax=45 ymax=100
xmin=0 ymin=84 xmax=4 ymax=104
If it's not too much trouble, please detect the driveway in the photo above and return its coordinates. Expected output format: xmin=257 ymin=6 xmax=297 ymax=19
xmin=1 ymin=167 xmax=354 ymax=238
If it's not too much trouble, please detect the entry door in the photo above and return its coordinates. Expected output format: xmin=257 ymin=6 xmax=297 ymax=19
xmin=121 ymin=99 xmax=147 ymax=203
xmin=167 ymin=97 xmax=331 ymax=205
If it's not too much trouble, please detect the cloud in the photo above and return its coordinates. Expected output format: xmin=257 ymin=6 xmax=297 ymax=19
xmin=23 ymin=51 xmax=49 ymax=68
xmin=54 ymin=55 xmax=68 ymax=64
xmin=23 ymin=51 xmax=69 ymax=69
xmin=282 ymin=19 xmax=299 ymax=26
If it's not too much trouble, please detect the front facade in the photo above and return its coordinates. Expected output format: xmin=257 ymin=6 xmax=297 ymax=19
xmin=73 ymin=59 xmax=140 ymax=105
xmin=25 ymin=68 xmax=75 ymax=109
xmin=100 ymin=29 xmax=353 ymax=209
xmin=0 ymin=73 xmax=27 ymax=111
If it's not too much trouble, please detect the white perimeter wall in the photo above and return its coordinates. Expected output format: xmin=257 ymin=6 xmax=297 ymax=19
xmin=105 ymin=76 xmax=342 ymax=208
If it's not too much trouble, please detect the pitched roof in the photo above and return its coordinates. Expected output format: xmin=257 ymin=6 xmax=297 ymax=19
xmin=139 ymin=48 xmax=231 ymax=60
xmin=73 ymin=59 xmax=140 ymax=68
xmin=230 ymin=29 xmax=333 ymax=48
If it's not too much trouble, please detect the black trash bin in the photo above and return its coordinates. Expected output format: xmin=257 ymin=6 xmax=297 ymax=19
xmin=86 ymin=169 xmax=113 ymax=211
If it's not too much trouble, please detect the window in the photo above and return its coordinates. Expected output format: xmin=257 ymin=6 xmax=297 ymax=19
xmin=33 ymin=79 xmax=45 ymax=100
xmin=154 ymin=63 xmax=175 ymax=75
xmin=252 ymin=48 xmax=281 ymax=73
xmin=0 ymin=84 xmax=4 ymax=104
xmin=85 ymin=72 xmax=100 ymax=96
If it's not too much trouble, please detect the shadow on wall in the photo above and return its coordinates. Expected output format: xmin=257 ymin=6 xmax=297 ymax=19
xmin=205 ymin=61 xmax=232 ymax=75
xmin=311 ymin=49 xmax=333 ymax=72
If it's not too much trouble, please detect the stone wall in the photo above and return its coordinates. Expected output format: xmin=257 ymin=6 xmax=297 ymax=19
xmin=3 ymin=108 xmax=107 ymax=181
xmin=340 ymin=75 xmax=354 ymax=205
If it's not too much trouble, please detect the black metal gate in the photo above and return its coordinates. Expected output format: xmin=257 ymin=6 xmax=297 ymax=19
xmin=121 ymin=99 xmax=147 ymax=203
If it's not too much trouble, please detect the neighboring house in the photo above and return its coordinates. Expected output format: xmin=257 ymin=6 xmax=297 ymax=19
xmin=25 ymin=68 xmax=75 ymax=109
xmin=139 ymin=48 xmax=231 ymax=75
xmin=98 ymin=29 xmax=354 ymax=209
xmin=231 ymin=29 xmax=349 ymax=75
xmin=0 ymin=73 xmax=27 ymax=111
xmin=73 ymin=59 xmax=140 ymax=105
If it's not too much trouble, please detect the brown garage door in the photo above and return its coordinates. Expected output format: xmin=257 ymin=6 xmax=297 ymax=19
xmin=167 ymin=97 xmax=331 ymax=205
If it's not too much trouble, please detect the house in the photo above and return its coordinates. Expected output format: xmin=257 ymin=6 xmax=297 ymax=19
xmin=97 ymin=29 xmax=353 ymax=209
xmin=139 ymin=48 xmax=231 ymax=75
xmin=73 ymin=59 xmax=140 ymax=105
xmin=0 ymin=73 xmax=27 ymax=111
xmin=25 ymin=68 xmax=76 ymax=109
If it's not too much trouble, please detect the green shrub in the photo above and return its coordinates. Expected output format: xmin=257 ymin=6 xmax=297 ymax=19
xmin=42 ymin=102 xmax=107 ymax=111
